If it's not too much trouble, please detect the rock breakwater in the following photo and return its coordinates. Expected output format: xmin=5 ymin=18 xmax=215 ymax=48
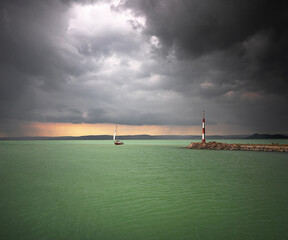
xmin=188 ymin=141 xmax=288 ymax=152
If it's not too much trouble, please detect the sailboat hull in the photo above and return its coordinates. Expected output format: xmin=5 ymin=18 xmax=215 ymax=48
xmin=114 ymin=142 xmax=124 ymax=145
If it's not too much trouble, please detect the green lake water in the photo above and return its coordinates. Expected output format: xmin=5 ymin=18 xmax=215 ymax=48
xmin=0 ymin=139 xmax=288 ymax=240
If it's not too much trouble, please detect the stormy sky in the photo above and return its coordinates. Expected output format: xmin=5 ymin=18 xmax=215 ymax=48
xmin=0 ymin=0 xmax=287 ymax=136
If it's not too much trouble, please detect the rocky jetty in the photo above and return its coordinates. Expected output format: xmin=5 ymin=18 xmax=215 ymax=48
xmin=188 ymin=141 xmax=288 ymax=152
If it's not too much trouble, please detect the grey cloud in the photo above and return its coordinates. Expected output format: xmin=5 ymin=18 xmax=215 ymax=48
xmin=123 ymin=0 xmax=288 ymax=94
xmin=0 ymin=0 xmax=88 ymax=127
xmin=0 ymin=1 xmax=75 ymax=85
xmin=73 ymin=32 xmax=140 ymax=59
xmin=116 ymin=0 xmax=288 ymax=133
xmin=123 ymin=0 xmax=286 ymax=55
xmin=0 ymin=0 xmax=287 ymax=135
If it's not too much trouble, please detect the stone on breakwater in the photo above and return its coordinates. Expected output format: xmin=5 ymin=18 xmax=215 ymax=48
xmin=187 ymin=141 xmax=288 ymax=152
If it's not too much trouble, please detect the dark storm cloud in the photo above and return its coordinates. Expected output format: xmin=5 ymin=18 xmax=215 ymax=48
xmin=0 ymin=0 xmax=88 ymax=79
xmin=117 ymin=0 xmax=288 ymax=132
xmin=0 ymin=0 xmax=150 ymax=130
xmin=123 ymin=0 xmax=288 ymax=94
xmin=0 ymin=0 xmax=94 ymax=135
xmin=123 ymin=0 xmax=286 ymax=54
xmin=0 ymin=0 xmax=287 ymax=135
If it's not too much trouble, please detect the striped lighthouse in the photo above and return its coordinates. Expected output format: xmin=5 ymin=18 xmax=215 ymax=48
xmin=202 ymin=110 xmax=206 ymax=143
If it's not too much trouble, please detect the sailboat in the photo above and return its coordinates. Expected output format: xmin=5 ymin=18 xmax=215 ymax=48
xmin=113 ymin=126 xmax=124 ymax=145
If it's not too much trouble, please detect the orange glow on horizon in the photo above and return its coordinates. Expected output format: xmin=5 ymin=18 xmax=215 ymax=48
xmin=20 ymin=122 xmax=202 ymax=137
xmin=0 ymin=121 xmax=252 ymax=137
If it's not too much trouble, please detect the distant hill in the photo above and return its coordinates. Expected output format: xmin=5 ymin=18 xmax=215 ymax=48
xmin=246 ymin=133 xmax=288 ymax=139
xmin=1 ymin=134 xmax=287 ymax=140
xmin=0 ymin=134 xmax=250 ymax=140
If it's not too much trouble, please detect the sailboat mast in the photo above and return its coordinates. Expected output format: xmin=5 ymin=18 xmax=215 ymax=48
xmin=113 ymin=125 xmax=124 ymax=145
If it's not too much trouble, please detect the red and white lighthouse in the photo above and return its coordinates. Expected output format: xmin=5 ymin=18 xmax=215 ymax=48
xmin=202 ymin=110 xmax=206 ymax=143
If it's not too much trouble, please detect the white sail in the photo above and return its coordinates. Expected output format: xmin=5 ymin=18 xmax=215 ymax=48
xmin=113 ymin=129 xmax=116 ymax=142
xmin=113 ymin=125 xmax=123 ymax=145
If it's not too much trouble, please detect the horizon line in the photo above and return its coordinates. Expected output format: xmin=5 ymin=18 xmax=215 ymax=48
xmin=1 ymin=133 xmax=287 ymax=139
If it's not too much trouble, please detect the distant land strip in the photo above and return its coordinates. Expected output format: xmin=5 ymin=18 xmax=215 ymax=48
xmin=0 ymin=133 xmax=287 ymax=140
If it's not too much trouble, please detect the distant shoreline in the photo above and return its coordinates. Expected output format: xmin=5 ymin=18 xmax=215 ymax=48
xmin=188 ymin=142 xmax=288 ymax=152
xmin=0 ymin=133 xmax=287 ymax=141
